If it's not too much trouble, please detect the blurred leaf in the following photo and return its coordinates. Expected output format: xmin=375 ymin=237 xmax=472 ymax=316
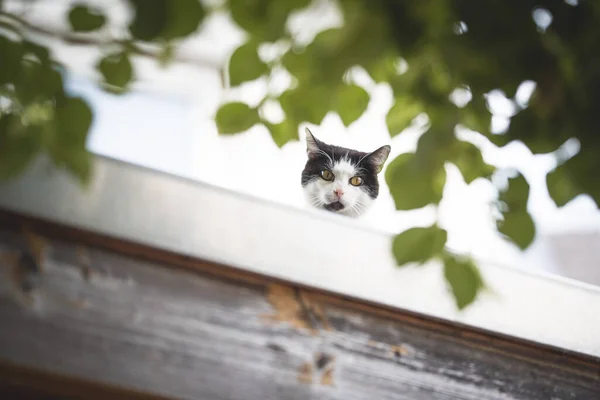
xmin=443 ymin=253 xmax=484 ymax=310
xmin=68 ymin=4 xmax=106 ymax=32
xmin=334 ymin=84 xmax=369 ymax=127
xmin=265 ymin=119 xmax=298 ymax=148
xmin=451 ymin=140 xmax=495 ymax=184
xmin=385 ymin=152 xmax=446 ymax=210
xmin=280 ymin=86 xmax=331 ymax=125
xmin=23 ymin=41 xmax=50 ymax=64
xmin=0 ymin=36 xmax=23 ymax=85
xmin=55 ymin=97 xmax=93 ymax=148
xmin=392 ymin=225 xmax=447 ymax=266
xmin=367 ymin=52 xmax=401 ymax=83
xmin=499 ymin=210 xmax=536 ymax=250
xmin=505 ymin=109 xmax=564 ymax=154
xmin=386 ymin=96 xmax=422 ymax=136
xmin=128 ymin=0 xmax=168 ymax=41
xmin=458 ymin=95 xmax=490 ymax=135
xmin=97 ymin=52 xmax=133 ymax=92
xmin=0 ymin=115 xmax=43 ymax=180
xmin=498 ymin=174 xmax=529 ymax=210
xmin=497 ymin=174 xmax=536 ymax=250
xmin=51 ymin=97 xmax=93 ymax=184
xmin=216 ymin=102 xmax=259 ymax=134
xmin=546 ymin=162 xmax=580 ymax=207
xmin=160 ymin=0 xmax=205 ymax=40
xmin=15 ymin=63 xmax=63 ymax=105
xmin=282 ymin=28 xmax=347 ymax=84
xmin=229 ymin=41 xmax=268 ymax=87
xmin=230 ymin=0 xmax=310 ymax=42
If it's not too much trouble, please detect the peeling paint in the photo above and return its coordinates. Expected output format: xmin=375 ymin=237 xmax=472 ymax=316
xmin=320 ymin=366 xmax=335 ymax=386
xmin=297 ymin=362 xmax=313 ymax=384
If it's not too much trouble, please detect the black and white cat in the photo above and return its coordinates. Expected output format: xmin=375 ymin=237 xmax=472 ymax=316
xmin=301 ymin=128 xmax=391 ymax=218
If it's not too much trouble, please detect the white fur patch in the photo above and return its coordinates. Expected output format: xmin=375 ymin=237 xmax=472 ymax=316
xmin=303 ymin=158 xmax=375 ymax=218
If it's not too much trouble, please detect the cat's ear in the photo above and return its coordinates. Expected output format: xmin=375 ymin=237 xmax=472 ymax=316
xmin=366 ymin=145 xmax=391 ymax=173
xmin=305 ymin=127 xmax=322 ymax=158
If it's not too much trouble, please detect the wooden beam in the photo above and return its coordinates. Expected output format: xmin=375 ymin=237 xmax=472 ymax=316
xmin=1 ymin=210 xmax=599 ymax=399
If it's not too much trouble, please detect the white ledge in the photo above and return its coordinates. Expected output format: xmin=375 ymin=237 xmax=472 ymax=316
xmin=1 ymin=155 xmax=599 ymax=358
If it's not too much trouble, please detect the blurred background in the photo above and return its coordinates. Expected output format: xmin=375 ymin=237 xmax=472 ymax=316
xmin=2 ymin=0 xmax=600 ymax=288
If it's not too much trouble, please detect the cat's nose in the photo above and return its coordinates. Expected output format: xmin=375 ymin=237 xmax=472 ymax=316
xmin=333 ymin=188 xmax=344 ymax=198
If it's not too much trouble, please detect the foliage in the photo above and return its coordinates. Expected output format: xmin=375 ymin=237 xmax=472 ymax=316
xmin=2 ymin=0 xmax=600 ymax=309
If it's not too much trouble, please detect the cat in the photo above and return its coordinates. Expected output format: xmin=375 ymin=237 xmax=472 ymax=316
xmin=301 ymin=128 xmax=391 ymax=218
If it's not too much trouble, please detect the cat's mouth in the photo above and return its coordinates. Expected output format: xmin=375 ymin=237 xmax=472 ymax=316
xmin=323 ymin=201 xmax=345 ymax=212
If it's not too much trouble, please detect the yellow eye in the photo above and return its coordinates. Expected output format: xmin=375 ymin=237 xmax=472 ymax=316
xmin=349 ymin=176 xmax=363 ymax=186
xmin=320 ymin=170 xmax=334 ymax=181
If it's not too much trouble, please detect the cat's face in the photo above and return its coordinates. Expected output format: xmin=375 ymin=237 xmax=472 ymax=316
xmin=301 ymin=128 xmax=391 ymax=218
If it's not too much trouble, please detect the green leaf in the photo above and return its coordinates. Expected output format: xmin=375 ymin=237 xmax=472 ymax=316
xmin=51 ymin=97 xmax=94 ymax=184
xmin=68 ymin=4 xmax=106 ymax=32
xmin=215 ymin=102 xmax=259 ymax=134
xmin=282 ymin=28 xmax=347 ymax=84
xmin=160 ymin=0 xmax=205 ymax=40
xmin=265 ymin=119 xmax=298 ymax=148
xmin=546 ymin=163 xmax=579 ymax=207
xmin=0 ymin=115 xmax=43 ymax=181
xmin=97 ymin=52 xmax=133 ymax=92
xmin=127 ymin=0 xmax=168 ymax=41
xmin=498 ymin=210 xmax=536 ymax=251
xmin=392 ymin=225 xmax=447 ymax=266
xmin=366 ymin=52 xmax=401 ymax=83
xmin=23 ymin=41 xmax=50 ymax=64
xmin=497 ymin=174 xmax=536 ymax=250
xmin=279 ymin=86 xmax=331 ymax=125
xmin=385 ymin=152 xmax=446 ymax=210
xmin=386 ymin=96 xmax=422 ymax=136
xmin=0 ymin=36 xmax=23 ymax=85
xmin=128 ymin=0 xmax=204 ymax=41
xmin=443 ymin=253 xmax=484 ymax=310
xmin=55 ymin=97 xmax=93 ymax=148
xmin=230 ymin=0 xmax=310 ymax=42
xmin=334 ymin=84 xmax=369 ymax=127
xmin=15 ymin=62 xmax=63 ymax=105
xmin=498 ymin=174 xmax=529 ymax=211
xmin=229 ymin=41 xmax=268 ymax=87
xmin=451 ymin=140 xmax=495 ymax=184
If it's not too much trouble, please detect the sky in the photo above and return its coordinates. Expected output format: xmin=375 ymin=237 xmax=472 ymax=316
xmin=9 ymin=0 xmax=600 ymax=280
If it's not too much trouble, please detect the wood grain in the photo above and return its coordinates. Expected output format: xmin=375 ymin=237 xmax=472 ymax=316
xmin=0 ymin=213 xmax=599 ymax=399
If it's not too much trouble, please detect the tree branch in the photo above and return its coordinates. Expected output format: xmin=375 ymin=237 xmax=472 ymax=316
xmin=0 ymin=11 xmax=222 ymax=71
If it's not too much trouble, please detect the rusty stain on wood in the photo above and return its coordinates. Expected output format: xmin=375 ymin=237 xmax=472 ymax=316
xmin=320 ymin=366 xmax=335 ymax=387
xmin=298 ymin=290 xmax=333 ymax=331
xmin=262 ymin=284 xmax=313 ymax=332
xmin=22 ymin=228 xmax=47 ymax=273
xmin=297 ymin=362 xmax=313 ymax=384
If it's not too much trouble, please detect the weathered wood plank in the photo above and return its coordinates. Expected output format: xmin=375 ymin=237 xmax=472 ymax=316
xmin=0 ymin=217 xmax=599 ymax=399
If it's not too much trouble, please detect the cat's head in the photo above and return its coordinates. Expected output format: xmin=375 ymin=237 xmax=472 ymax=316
xmin=301 ymin=128 xmax=391 ymax=218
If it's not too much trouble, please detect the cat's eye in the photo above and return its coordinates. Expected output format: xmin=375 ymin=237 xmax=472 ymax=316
xmin=349 ymin=176 xmax=363 ymax=186
xmin=320 ymin=170 xmax=334 ymax=181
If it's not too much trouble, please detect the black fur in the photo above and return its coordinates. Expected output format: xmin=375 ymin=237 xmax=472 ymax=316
xmin=301 ymin=136 xmax=383 ymax=199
